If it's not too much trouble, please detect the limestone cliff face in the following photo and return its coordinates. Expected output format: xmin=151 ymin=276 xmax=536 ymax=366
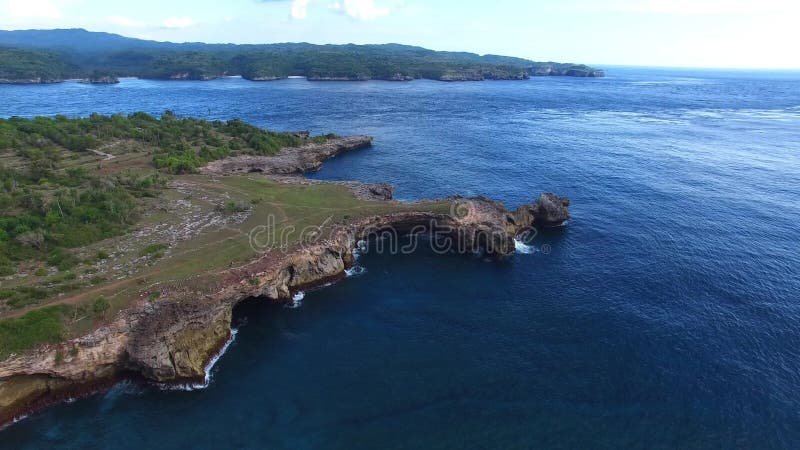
xmin=126 ymin=300 xmax=232 ymax=382
xmin=0 ymin=193 xmax=569 ymax=426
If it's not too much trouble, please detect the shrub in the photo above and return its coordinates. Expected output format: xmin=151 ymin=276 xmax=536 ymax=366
xmin=221 ymin=200 xmax=250 ymax=214
xmin=91 ymin=296 xmax=110 ymax=317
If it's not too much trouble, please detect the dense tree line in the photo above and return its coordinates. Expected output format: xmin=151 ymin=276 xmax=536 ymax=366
xmin=0 ymin=48 xmax=76 ymax=82
xmin=0 ymin=29 xmax=603 ymax=82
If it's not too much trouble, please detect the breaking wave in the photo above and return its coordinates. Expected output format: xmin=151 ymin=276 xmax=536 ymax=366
xmin=514 ymin=239 xmax=537 ymax=254
xmin=285 ymin=291 xmax=305 ymax=309
xmin=346 ymin=265 xmax=366 ymax=277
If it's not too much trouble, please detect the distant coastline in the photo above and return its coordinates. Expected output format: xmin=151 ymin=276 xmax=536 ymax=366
xmin=0 ymin=28 xmax=604 ymax=85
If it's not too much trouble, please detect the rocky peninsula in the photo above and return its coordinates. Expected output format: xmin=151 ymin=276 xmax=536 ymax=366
xmin=0 ymin=115 xmax=570 ymax=427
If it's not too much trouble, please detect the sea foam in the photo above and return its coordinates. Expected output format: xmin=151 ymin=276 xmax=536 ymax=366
xmin=514 ymin=239 xmax=537 ymax=254
xmin=346 ymin=265 xmax=366 ymax=277
xmin=284 ymin=291 xmax=305 ymax=309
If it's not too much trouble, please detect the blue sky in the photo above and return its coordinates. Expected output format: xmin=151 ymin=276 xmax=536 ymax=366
xmin=1 ymin=0 xmax=798 ymax=69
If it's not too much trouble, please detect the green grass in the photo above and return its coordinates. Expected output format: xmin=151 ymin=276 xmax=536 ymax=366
xmin=0 ymin=305 xmax=67 ymax=359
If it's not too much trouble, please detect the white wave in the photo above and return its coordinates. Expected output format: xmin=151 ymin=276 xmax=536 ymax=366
xmin=284 ymin=291 xmax=305 ymax=309
xmin=11 ymin=414 xmax=28 ymax=426
xmin=514 ymin=239 xmax=537 ymax=254
xmin=159 ymin=328 xmax=238 ymax=391
xmin=346 ymin=265 xmax=366 ymax=277
xmin=0 ymin=413 xmax=30 ymax=430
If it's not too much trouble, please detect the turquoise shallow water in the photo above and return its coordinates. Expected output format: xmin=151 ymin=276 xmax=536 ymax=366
xmin=1 ymin=67 xmax=800 ymax=449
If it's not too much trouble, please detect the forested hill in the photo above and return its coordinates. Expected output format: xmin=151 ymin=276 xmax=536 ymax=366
xmin=0 ymin=28 xmax=604 ymax=83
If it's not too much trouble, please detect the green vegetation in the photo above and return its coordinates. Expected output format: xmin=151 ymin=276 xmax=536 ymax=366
xmin=0 ymin=29 xmax=603 ymax=83
xmin=0 ymin=47 xmax=74 ymax=82
xmin=0 ymin=154 xmax=153 ymax=277
xmin=0 ymin=112 xmax=304 ymax=174
xmin=0 ymin=305 xmax=67 ymax=359
xmin=85 ymin=70 xmax=119 ymax=83
xmin=221 ymin=200 xmax=251 ymax=214
xmin=231 ymin=44 xmax=562 ymax=81
xmin=145 ymin=52 xmax=226 ymax=80
xmin=91 ymin=296 xmax=110 ymax=317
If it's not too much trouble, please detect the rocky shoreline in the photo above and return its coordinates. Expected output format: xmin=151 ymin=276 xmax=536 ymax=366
xmin=0 ymin=138 xmax=570 ymax=428
xmin=0 ymin=77 xmax=63 ymax=84
xmin=201 ymin=136 xmax=374 ymax=175
xmin=0 ymin=67 xmax=603 ymax=85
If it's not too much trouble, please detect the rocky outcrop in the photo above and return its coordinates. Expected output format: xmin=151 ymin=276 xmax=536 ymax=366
xmin=511 ymin=193 xmax=571 ymax=228
xmin=528 ymin=64 xmax=605 ymax=78
xmin=200 ymin=136 xmax=374 ymax=175
xmin=268 ymin=175 xmax=394 ymax=201
xmin=84 ymin=75 xmax=119 ymax=84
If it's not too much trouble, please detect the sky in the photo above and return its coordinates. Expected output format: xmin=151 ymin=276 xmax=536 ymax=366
xmin=1 ymin=0 xmax=798 ymax=69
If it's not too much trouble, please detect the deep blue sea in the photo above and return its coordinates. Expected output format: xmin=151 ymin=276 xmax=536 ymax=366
xmin=1 ymin=67 xmax=800 ymax=449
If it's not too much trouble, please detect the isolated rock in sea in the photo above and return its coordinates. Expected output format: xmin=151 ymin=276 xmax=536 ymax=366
xmin=531 ymin=193 xmax=571 ymax=226
xmin=510 ymin=193 xmax=571 ymax=228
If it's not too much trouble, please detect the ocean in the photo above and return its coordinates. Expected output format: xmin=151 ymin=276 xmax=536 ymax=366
xmin=1 ymin=67 xmax=799 ymax=449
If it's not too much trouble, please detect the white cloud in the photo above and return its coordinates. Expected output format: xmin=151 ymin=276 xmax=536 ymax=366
xmin=291 ymin=0 xmax=311 ymax=19
xmin=330 ymin=0 xmax=389 ymax=20
xmin=163 ymin=16 xmax=194 ymax=29
xmin=5 ymin=0 xmax=61 ymax=19
xmin=107 ymin=15 xmax=146 ymax=28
